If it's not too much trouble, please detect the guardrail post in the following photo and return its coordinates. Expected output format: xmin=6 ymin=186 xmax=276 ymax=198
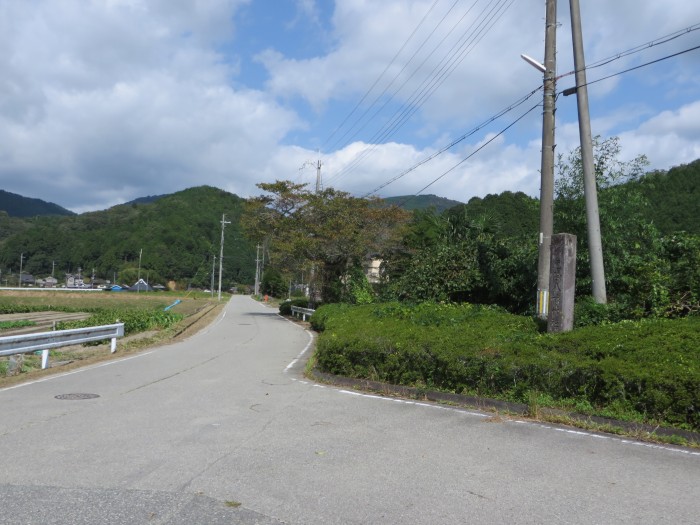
xmin=41 ymin=349 xmax=49 ymax=369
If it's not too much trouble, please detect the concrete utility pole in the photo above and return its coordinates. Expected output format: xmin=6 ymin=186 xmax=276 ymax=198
xmin=137 ymin=249 xmax=142 ymax=292
xmin=315 ymin=159 xmax=323 ymax=193
xmin=19 ymin=253 xmax=24 ymax=287
xmin=254 ymin=244 xmax=261 ymax=296
xmin=218 ymin=214 xmax=231 ymax=301
xmin=535 ymin=0 xmax=557 ymax=319
xmin=211 ymin=255 xmax=216 ymax=298
xmin=569 ymin=0 xmax=606 ymax=304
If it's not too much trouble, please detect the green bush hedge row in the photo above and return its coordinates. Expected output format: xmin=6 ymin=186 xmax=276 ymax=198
xmin=279 ymin=298 xmax=315 ymax=316
xmin=312 ymin=302 xmax=700 ymax=431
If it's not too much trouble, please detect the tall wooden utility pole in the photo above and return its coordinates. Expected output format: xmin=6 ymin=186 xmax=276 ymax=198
xmin=536 ymin=0 xmax=557 ymax=319
xmin=569 ymin=0 xmax=606 ymax=304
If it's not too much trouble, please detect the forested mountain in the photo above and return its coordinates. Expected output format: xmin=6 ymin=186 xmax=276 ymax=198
xmin=1 ymin=158 xmax=698 ymax=290
xmin=440 ymin=159 xmax=700 ymax=239
xmin=447 ymin=191 xmax=539 ymax=238
xmin=0 ymin=189 xmax=75 ymax=217
xmin=383 ymin=194 xmax=463 ymax=213
xmin=124 ymin=194 xmax=168 ymax=206
xmin=640 ymin=159 xmax=700 ymax=235
xmin=0 ymin=186 xmax=255 ymax=288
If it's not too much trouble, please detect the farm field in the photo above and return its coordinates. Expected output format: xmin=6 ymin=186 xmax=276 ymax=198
xmin=0 ymin=289 xmax=226 ymax=385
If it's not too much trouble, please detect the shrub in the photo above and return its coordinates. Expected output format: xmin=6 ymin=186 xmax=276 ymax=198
xmin=313 ymin=302 xmax=700 ymax=431
xmin=279 ymin=298 xmax=312 ymax=316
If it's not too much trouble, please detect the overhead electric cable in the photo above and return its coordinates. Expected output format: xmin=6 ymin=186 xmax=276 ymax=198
xmin=561 ymin=43 xmax=700 ymax=93
xmin=361 ymin=84 xmax=542 ymax=197
xmin=345 ymin=20 xmax=698 ymax=198
xmin=325 ymin=0 xmax=465 ymax=153
xmin=556 ymin=22 xmax=700 ymax=81
xmin=397 ymin=100 xmax=542 ymax=208
xmin=321 ymin=0 xmax=444 ymax=151
xmin=332 ymin=0 xmax=503 ymax=161
xmin=326 ymin=0 xmax=515 ymax=187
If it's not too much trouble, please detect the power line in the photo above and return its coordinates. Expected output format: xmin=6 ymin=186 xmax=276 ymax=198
xmin=321 ymin=0 xmax=445 ymax=151
xmin=557 ymin=22 xmax=700 ymax=81
xmin=323 ymin=17 xmax=699 ymax=203
xmin=396 ymin=100 xmax=542 ymax=208
xmin=362 ymin=84 xmax=542 ymax=197
xmin=326 ymin=0 xmax=515 ymax=187
xmin=561 ymin=42 xmax=700 ymax=95
xmin=350 ymin=22 xmax=700 ymax=199
xmin=372 ymin=40 xmax=700 ymax=205
xmin=329 ymin=0 xmax=513 ymax=183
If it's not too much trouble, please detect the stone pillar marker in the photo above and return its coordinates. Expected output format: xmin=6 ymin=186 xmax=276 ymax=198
xmin=548 ymin=233 xmax=577 ymax=333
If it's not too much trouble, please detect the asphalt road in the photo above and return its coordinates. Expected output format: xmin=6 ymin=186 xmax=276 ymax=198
xmin=1 ymin=296 xmax=698 ymax=524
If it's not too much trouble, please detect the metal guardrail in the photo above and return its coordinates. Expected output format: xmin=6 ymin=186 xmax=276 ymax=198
xmin=0 ymin=323 xmax=125 ymax=369
xmin=290 ymin=306 xmax=316 ymax=321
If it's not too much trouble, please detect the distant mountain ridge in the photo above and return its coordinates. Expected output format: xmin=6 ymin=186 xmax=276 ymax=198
xmin=123 ymin=194 xmax=168 ymax=206
xmin=383 ymin=194 xmax=464 ymax=213
xmin=0 ymin=189 xmax=75 ymax=217
xmin=1 ymin=188 xmax=464 ymax=217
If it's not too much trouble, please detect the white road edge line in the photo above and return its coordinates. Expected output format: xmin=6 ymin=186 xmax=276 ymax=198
xmin=268 ymin=304 xmax=699 ymax=459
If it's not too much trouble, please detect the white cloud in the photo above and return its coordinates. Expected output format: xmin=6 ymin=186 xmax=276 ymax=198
xmin=620 ymin=100 xmax=700 ymax=169
xmin=0 ymin=0 xmax=697 ymax=212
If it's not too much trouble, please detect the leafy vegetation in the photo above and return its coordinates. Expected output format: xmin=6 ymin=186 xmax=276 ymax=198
xmin=0 ymin=186 xmax=256 ymax=290
xmin=378 ymin=139 xmax=700 ymax=319
xmin=311 ymin=302 xmax=700 ymax=432
xmin=0 ymin=320 xmax=35 ymax=330
xmin=382 ymin=194 xmax=464 ymax=213
xmin=640 ymin=159 xmax=700 ymax=235
xmin=242 ymin=181 xmax=410 ymax=303
xmin=56 ymin=308 xmax=182 ymax=335
xmin=278 ymin=298 xmax=313 ymax=316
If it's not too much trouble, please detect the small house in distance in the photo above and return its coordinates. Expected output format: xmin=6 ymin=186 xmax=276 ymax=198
xmin=129 ymin=279 xmax=154 ymax=292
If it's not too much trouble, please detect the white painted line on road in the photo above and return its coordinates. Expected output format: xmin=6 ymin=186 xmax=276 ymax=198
xmin=0 ymin=350 xmax=157 ymax=392
xmin=196 ymin=305 xmax=228 ymax=337
xmin=275 ymin=303 xmax=700 ymax=458
xmin=284 ymin=332 xmax=314 ymax=372
xmin=339 ymin=388 xmax=489 ymax=417
xmin=331 ymin=383 xmax=700 ymax=458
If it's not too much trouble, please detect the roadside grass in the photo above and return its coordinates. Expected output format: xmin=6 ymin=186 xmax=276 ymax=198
xmin=0 ymin=290 xmax=226 ymax=385
xmin=309 ymin=302 xmax=700 ymax=439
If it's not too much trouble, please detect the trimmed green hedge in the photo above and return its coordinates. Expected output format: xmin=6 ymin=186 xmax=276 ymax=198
xmin=312 ymin=302 xmax=700 ymax=431
xmin=279 ymin=298 xmax=314 ymax=316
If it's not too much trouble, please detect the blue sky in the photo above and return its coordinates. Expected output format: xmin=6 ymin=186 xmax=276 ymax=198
xmin=0 ymin=0 xmax=698 ymax=213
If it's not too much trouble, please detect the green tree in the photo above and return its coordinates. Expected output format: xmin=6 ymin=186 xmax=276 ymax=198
xmin=383 ymin=206 xmax=536 ymax=310
xmin=554 ymin=136 xmax=672 ymax=315
xmin=242 ymin=181 xmax=410 ymax=304
xmin=261 ymin=267 xmax=287 ymax=298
